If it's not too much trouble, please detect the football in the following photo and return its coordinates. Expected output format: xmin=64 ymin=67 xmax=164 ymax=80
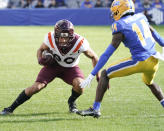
xmin=39 ymin=50 xmax=55 ymax=66
xmin=42 ymin=50 xmax=53 ymax=60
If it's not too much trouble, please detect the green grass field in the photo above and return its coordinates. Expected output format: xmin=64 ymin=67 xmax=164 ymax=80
xmin=0 ymin=25 xmax=164 ymax=131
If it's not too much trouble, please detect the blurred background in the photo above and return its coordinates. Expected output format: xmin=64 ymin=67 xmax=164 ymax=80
xmin=0 ymin=0 xmax=164 ymax=25
xmin=0 ymin=1 xmax=164 ymax=130
xmin=0 ymin=0 xmax=163 ymax=10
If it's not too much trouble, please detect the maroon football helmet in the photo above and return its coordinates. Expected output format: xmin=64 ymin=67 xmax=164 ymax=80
xmin=54 ymin=19 xmax=74 ymax=47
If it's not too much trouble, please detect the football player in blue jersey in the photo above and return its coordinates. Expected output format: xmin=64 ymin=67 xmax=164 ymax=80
xmin=77 ymin=0 xmax=164 ymax=118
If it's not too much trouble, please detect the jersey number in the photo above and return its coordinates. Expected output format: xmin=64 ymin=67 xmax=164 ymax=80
xmin=53 ymin=54 xmax=75 ymax=64
xmin=132 ymin=19 xmax=154 ymax=46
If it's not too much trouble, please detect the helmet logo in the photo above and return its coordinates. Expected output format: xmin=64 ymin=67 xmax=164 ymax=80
xmin=112 ymin=1 xmax=120 ymax=7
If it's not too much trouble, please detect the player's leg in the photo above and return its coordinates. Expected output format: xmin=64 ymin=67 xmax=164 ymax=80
xmin=77 ymin=70 xmax=109 ymax=118
xmin=68 ymin=77 xmax=84 ymax=113
xmin=88 ymin=57 xmax=139 ymax=111
xmin=0 ymin=66 xmax=58 ymax=115
xmin=60 ymin=65 xmax=84 ymax=113
xmin=0 ymin=82 xmax=46 ymax=115
xmin=146 ymin=83 xmax=164 ymax=102
xmin=78 ymin=57 xmax=141 ymax=118
xmin=95 ymin=70 xmax=109 ymax=102
xmin=142 ymin=56 xmax=164 ymax=107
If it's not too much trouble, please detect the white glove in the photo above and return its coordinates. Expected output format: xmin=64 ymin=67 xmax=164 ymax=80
xmin=80 ymin=74 xmax=95 ymax=88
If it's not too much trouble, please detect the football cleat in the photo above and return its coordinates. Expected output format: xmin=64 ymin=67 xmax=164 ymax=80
xmin=0 ymin=107 xmax=13 ymax=115
xmin=68 ymin=102 xmax=78 ymax=113
xmin=77 ymin=107 xmax=101 ymax=118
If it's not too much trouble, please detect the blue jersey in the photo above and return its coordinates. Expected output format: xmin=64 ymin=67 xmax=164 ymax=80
xmin=112 ymin=13 xmax=156 ymax=61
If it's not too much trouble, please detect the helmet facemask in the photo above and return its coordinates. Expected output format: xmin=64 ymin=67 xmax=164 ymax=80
xmin=57 ymin=32 xmax=72 ymax=47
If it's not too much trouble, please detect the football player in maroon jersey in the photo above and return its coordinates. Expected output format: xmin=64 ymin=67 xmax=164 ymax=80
xmin=0 ymin=19 xmax=100 ymax=115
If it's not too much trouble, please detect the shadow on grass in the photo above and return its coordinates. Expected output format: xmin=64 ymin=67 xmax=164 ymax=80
xmin=0 ymin=112 xmax=83 ymax=123
xmin=6 ymin=111 xmax=64 ymax=117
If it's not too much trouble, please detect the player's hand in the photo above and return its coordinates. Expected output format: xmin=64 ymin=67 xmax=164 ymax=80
xmin=38 ymin=57 xmax=48 ymax=66
xmin=38 ymin=56 xmax=53 ymax=66
xmin=80 ymin=74 xmax=95 ymax=88
xmin=38 ymin=50 xmax=54 ymax=66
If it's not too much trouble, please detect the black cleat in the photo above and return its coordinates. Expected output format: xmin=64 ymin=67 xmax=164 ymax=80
xmin=77 ymin=107 xmax=101 ymax=118
xmin=0 ymin=107 xmax=13 ymax=115
xmin=68 ymin=102 xmax=78 ymax=113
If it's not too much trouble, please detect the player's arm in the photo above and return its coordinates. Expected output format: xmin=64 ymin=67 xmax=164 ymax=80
xmin=37 ymin=43 xmax=50 ymax=65
xmin=80 ymin=32 xmax=124 ymax=88
xmin=83 ymin=48 xmax=100 ymax=81
xmin=91 ymin=32 xmax=124 ymax=76
xmin=37 ymin=43 xmax=49 ymax=60
xmin=149 ymin=25 xmax=164 ymax=47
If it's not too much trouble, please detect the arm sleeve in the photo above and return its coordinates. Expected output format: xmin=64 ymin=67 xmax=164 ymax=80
xmin=151 ymin=30 xmax=164 ymax=47
xmin=81 ymin=38 xmax=90 ymax=52
xmin=91 ymin=44 xmax=116 ymax=76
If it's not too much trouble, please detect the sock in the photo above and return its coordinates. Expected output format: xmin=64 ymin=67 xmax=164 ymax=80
xmin=68 ymin=89 xmax=81 ymax=104
xmin=9 ymin=90 xmax=31 ymax=112
xmin=160 ymin=99 xmax=164 ymax=107
xmin=93 ymin=101 xmax=101 ymax=111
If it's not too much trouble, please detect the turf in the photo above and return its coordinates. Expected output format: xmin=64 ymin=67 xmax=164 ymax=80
xmin=0 ymin=25 xmax=164 ymax=131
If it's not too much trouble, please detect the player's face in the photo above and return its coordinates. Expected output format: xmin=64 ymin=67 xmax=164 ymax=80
xmin=59 ymin=35 xmax=69 ymax=46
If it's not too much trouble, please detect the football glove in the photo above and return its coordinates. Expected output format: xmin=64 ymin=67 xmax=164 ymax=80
xmin=80 ymin=74 xmax=95 ymax=88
